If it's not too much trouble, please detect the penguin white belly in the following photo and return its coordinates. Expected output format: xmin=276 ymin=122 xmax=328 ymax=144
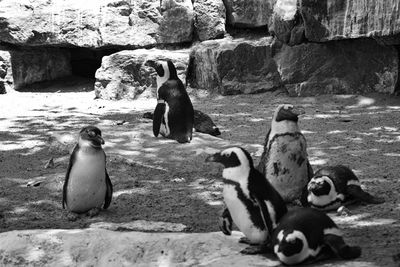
xmin=159 ymin=103 xmax=170 ymax=137
xmin=267 ymin=136 xmax=309 ymax=202
xmin=67 ymin=151 xmax=107 ymax=213
xmin=223 ymin=185 xmax=268 ymax=244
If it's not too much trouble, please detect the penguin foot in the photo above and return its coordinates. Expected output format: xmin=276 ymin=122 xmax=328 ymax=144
xmin=337 ymin=206 xmax=351 ymax=216
xmin=238 ymin=237 xmax=252 ymax=244
xmin=338 ymin=245 xmax=362 ymax=259
xmin=87 ymin=207 xmax=101 ymax=217
xmin=240 ymin=244 xmax=271 ymax=255
xmin=67 ymin=212 xmax=79 ymax=221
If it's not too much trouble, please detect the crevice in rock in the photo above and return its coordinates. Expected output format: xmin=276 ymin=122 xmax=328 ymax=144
xmin=395 ymin=45 xmax=400 ymax=95
xmin=225 ymin=24 xmax=269 ymax=39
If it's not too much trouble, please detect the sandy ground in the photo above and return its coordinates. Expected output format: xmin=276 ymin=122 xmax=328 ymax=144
xmin=0 ymin=79 xmax=399 ymax=266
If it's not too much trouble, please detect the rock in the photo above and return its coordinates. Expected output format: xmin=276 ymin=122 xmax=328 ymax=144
xmin=158 ymin=0 xmax=195 ymax=44
xmin=269 ymin=0 xmax=306 ymax=46
xmin=274 ymin=39 xmax=398 ymax=96
xmin=194 ymin=0 xmax=226 ymax=41
xmin=95 ymin=48 xmax=190 ymax=100
xmin=100 ymin=0 xmax=160 ymax=48
xmin=270 ymin=0 xmax=400 ymax=45
xmin=223 ymin=0 xmax=274 ymax=28
xmin=0 ymin=0 xmax=194 ymax=48
xmin=90 ymin=220 xmax=188 ymax=232
xmin=0 ymin=229 xmax=281 ymax=266
xmin=0 ymin=50 xmax=12 ymax=94
xmin=10 ymin=48 xmax=72 ymax=90
xmin=189 ymin=36 xmax=282 ymax=95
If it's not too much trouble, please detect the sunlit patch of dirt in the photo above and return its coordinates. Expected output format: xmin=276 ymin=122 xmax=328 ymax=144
xmin=1 ymin=87 xmax=400 ymax=266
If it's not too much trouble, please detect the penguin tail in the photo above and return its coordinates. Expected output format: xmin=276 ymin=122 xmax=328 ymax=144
xmin=324 ymin=234 xmax=361 ymax=260
xmin=337 ymin=245 xmax=362 ymax=260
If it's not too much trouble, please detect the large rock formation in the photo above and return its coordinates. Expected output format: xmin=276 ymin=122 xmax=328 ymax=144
xmin=275 ymin=39 xmax=398 ymax=96
xmin=0 ymin=50 xmax=12 ymax=93
xmin=223 ymin=0 xmax=274 ymax=28
xmin=10 ymin=48 xmax=71 ymax=90
xmin=0 ymin=0 xmax=194 ymax=48
xmin=95 ymin=48 xmax=190 ymax=100
xmin=270 ymin=0 xmax=400 ymax=45
xmin=0 ymin=229 xmax=280 ymax=266
xmin=194 ymin=0 xmax=226 ymax=41
xmin=188 ymin=37 xmax=398 ymax=96
xmin=189 ymin=37 xmax=282 ymax=95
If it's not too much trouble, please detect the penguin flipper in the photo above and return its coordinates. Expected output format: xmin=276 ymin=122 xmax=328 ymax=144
xmin=62 ymin=144 xmax=79 ymax=209
xmin=103 ymin=169 xmax=113 ymax=209
xmin=256 ymin=128 xmax=271 ymax=173
xmin=307 ymin=160 xmax=314 ymax=179
xmin=153 ymin=102 xmax=166 ymax=137
xmin=324 ymin=234 xmax=361 ymax=259
xmin=219 ymin=208 xmax=233 ymax=235
xmin=346 ymin=184 xmax=385 ymax=204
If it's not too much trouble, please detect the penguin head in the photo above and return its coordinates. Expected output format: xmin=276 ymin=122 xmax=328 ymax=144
xmin=307 ymin=176 xmax=332 ymax=196
xmin=274 ymin=229 xmax=306 ymax=264
xmin=205 ymin=147 xmax=253 ymax=182
xmin=78 ymin=126 xmax=104 ymax=148
xmin=145 ymin=59 xmax=178 ymax=89
xmin=274 ymin=104 xmax=305 ymax=123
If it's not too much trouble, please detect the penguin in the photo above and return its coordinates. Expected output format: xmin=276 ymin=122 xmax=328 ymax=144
xmin=142 ymin=109 xmax=221 ymax=137
xmin=306 ymin=165 xmax=385 ymax=211
xmin=257 ymin=104 xmax=313 ymax=203
xmin=272 ymin=207 xmax=361 ymax=265
xmin=145 ymin=59 xmax=194 ymax=143
xmin=62 ymin=126 xmax=113 ymax=215
xmin=206 ymin=147 xmax=287 ymax=254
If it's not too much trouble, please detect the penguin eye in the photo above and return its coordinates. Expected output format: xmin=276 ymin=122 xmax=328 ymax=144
xmin=87 ymin=130 xmax=96 ymax=137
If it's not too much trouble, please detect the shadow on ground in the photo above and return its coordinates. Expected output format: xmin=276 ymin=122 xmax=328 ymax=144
xmin=1 ymin=88 xmax=400 ymax=266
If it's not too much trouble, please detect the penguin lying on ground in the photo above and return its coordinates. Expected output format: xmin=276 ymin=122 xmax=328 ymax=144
xmin=143 ymin=109 xmax=221 ymax=137
xmin=306 ymin=165 xmax=384 ymax=211
xmin=206 ymin=147 xmax=287 ymax=254
xmin=257 ymin=104 xmax=313 ymax=204
xmin=145 ymin=59 xmax=194 ymax=143
xmin=272 ymin=207 xmax=361 ymax=265
xmin=62 ymin=126 xmax=113 ymax=217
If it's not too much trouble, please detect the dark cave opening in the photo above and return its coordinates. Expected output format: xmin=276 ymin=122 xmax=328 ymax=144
xmin=70 ymin=47 xmax=118 ymax=78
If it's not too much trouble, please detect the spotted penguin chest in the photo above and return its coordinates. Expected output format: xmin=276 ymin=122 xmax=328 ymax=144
xmin=266 ymin=135 xmax=309 ymax=202
xmin=223 ymin=185 xmax=268 ymax=244
xmin=67 ymin=151 xmax=107 ymax=213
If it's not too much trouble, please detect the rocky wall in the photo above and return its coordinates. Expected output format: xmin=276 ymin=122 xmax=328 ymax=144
xmin=10 ymin=48 xmax=71 ymax=90
xmin=0 ymin=0 xmax=400 ymax=96
xmin=0 ymin=50 xmax=12 ymax=94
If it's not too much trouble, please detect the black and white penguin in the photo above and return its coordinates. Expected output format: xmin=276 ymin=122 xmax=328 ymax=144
xmin=306 ymin=165 xmax=384 ymax=211
xmin=142 ymin=109 xmax=220 ymax=137
xmin=62 ymin=126 xmax=113 ymax=215
xmin=145 ymin=59 xmax=194 ymax=143
xmin=272 ymin=207 xmax=361 ymax=265
xmin=206 ymin=147 xmax=287 ymax=254
xmin=257 ymin=104 xmax=313 ymax=203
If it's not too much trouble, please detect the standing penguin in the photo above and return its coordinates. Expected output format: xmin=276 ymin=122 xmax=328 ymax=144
xmin=306 ymin=165 xmax=384 ymax=211
xmin=206 ymin=147 xmax=287 ymax=254
xmin=257 ymin=104 xmax=313 ymax=203
xmin=145 ymin=60 xmax=194 ymax=143
xmin=62 ymin=126 xmax=113 ymax=215
xmin=272 ymin=207 xmax=361 ymax=265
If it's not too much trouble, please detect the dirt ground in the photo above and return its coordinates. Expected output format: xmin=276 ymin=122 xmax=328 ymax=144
xmin=0 ymin=78 xmax=399 ymax=266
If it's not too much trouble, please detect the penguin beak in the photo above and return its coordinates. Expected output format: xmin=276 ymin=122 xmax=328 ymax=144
xmin=205 ymin=153 xmax=223 ymax=163
xmin=96 ymin=135 xmax=105 ymax=145
xmin=291 ymin=106 xmax=306 ymax=116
